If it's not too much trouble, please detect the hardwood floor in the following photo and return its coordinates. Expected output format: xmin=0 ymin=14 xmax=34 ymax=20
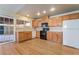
xmin=0 ymin=39 xmax=79 ymax=55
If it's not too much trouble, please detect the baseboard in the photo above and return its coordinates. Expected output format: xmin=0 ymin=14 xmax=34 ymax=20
xmin=63 ymin=45 xmax=79 ymax=50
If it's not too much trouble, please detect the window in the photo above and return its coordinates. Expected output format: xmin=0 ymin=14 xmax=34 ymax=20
xmin=0 ymin=17 xmax=4 ymax=24
xmin=0 ymin=26 xmax=4 ymax=34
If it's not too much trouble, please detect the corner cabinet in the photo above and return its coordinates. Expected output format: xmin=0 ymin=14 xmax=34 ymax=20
xmin=16 ymin=31 xmax=32 ymax=43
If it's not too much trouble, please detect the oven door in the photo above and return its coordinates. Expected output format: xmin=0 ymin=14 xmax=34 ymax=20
xmin=40 ymin=31 xmax=47 ymax=40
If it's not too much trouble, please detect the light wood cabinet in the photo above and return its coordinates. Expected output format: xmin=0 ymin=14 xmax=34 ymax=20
xmin=47 ymin=32 xmax=53 ymax=41
xmin=32 ymin=13 xmax=79 ymax=28
xmin=32 ymin=19 xmax=42 ymax=28
xmin=63 ymin=13 xmax=79 ymax=20
xmin=53 ymin=32 xmax=63 ymax=43
xmin=62 ymin=15 xmax=70 ymax=20
xmin=32 ymin=20 xmax=38 ymax=28
xmin=32 ymin=16 xmax=49 ymax=28
xmin=41 ymin=15 xmax=48 ymax=20
xmin=49 ymin=16 xmax=63 ymax=27
xmin=52 ymin=32 xmax=58 ymax=42
xmin=47 ymin=32 xmax=63 ymax=43
xmin=17 ymin=31 xmax=32 ymax=42
xmin=38 ymin=19 xmax=49 ymax=27
xmin=57 ymin=32 xmax=63 ymax=43
xmin=36 ymin=31 xmax=40 ymax=38
xmin=69 ymin=13 xmax=79 ymax=19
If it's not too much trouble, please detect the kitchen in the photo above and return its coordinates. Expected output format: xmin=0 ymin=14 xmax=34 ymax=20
xmin=0 ymin=4 xmax=79 ymax=55
xmin=32 ymin=11 xmax=79 ymax=48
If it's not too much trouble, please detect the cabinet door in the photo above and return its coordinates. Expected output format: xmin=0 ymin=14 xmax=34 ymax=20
xmin=32 ymin=20 xmax=36 ymax=28
xmin=52 ymin=32 xmax=63 ymax=43
xmin=57 ymin=32 xmax=63 ymax=43
xmin=62 ymin=15 xmax=70 ymax=20
xmin=47 ymin=32 xmax=63 ymax=43
xmin=32 ymin=20 xmax=38 ymax=28
xmin=41 ymin=16 xmax=48 ymax=20
xmin=49 ymin=16 xmax=62 ymax=27
xmin=63 ymin=13 xmax=79 ymax=20
xmin=47 ymin=32 xmax=53 ymax=41
xmin=18 ymin=32 xmax=32 ymax=42
xmin=52 ymin=32 xmax=58 ymax=42
xmin=32 ymin=20 xmax=34 ymax=27
xmin=18 ymin=32 xmax=25 ymax=42
xmin=69 ymin=13 xmax=79 ymax=19
xmin=27 ymin=32 xmax=32 ymax=39
xmin=48 ymin=20 xmax=52 ymax=27
xmin=36 ymin=31 xmax=40 ymax=38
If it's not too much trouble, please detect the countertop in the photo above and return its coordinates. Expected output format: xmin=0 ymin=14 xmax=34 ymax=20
xmin=35 ymin=27 xmax=63 ymax=32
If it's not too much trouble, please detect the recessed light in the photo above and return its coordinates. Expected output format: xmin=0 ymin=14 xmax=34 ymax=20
xmin=37 ymin=12 xmax=40 ymax=16
xmin=43 ymin=10 xmax=46 ymax=14
xmin=26 ymin=14 xmax=30 ymax=17
xmin=50 ymin=8 xmax=55 ymax=11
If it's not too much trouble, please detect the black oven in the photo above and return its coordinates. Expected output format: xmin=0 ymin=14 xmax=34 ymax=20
xmin=40 ymin=23 xmax=49 ymax=40
xmin=40 ymin=31 xmax=47 ymax=40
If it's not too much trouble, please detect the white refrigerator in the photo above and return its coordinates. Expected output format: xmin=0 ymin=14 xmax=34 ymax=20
xmin=63 ymin=19 xmax=79 ymax=48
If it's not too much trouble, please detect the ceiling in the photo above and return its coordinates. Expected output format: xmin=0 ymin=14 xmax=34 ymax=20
xmin=0 ymin=4 xmax=25 ymax=17
xmin=0 ymin=4 xmax=79 ymax=18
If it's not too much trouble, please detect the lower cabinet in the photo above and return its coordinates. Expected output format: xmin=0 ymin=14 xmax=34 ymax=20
xmin=47 ymin=32 xmax=63 ymax=43
xmin=47 ymin=32 xmax=53 ymax=41
xmin=36 ymin=31 xmax=40 ymax=38
xmin=16 ymin=31 xmax=32 ymax=42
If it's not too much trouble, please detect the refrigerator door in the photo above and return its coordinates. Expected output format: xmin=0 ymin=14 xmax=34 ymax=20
xmin=63 ymin=19 xmax=79 ymax=48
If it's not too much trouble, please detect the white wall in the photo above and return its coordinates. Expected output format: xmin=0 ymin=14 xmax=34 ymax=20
xmin=15 ymin=15 xmax=33 ymax=32
xmin=63 ymin=19 xmax=79 ymax=48
xmin=15 ymin=15 xmax=36 ymax=38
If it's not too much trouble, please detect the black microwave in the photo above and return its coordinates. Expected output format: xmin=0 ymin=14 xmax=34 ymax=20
xmin=41 ymin=23 xmax=48 ymax=27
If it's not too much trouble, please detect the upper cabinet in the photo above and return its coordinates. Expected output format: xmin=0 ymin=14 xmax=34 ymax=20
xmin=32 ymin=19 xmax=40 ymax=28
xmin=41 ymin=15 xmax=48 ymax=20
xmin=63 ymin=13 xmax=79 ymax=20
xmin=62 ymin=15 xmax=70 ymax=20
xmin=32 ymin=13 xmax=79 ymax=28
xmin=49 ymin=16 xmax=63 ymax=27
xmin=69 ymin=13 xmax=79 ymax=19
xmin=32 ymin=16 xmax=49 ymax=28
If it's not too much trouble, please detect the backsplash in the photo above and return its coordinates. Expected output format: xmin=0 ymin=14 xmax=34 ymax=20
xmin=35 ymin=27 xmax=63 ymax=32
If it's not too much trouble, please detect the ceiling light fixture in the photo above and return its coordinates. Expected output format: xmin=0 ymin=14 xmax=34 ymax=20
xmin=50 ymin=8 xmax=55 ymax=11
xmin=37 ymin=12 xmax=40 ymax=16
xmin=43 ymin=10 xmax=46 ymax=14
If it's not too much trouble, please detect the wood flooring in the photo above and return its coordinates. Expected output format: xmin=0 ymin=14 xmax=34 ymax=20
xmin=0 ymin=39 xmax=79 ymax=55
